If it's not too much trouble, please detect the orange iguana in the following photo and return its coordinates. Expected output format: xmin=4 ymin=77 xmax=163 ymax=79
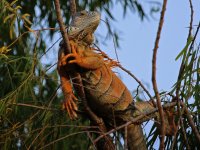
xmin=57 ymin=10 xmax=177 ymax=150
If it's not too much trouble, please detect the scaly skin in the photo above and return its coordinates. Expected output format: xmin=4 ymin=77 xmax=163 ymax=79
xmin=58 ymin=10 xmax=147 ymax=149
xmin=58 ymin=41 xmax=147 ymax=149
xmin=58 ymin=10 xmax=177 ymax=150
xmin=58 ymin=10 xmax=101 ymax=119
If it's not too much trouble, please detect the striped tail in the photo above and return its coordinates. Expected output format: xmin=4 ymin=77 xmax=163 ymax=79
xmin=127 ymin=124 xmax=147 ymax=150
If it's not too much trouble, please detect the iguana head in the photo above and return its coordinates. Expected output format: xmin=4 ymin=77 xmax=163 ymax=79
xmin=68 ymin=10 xmax=101 ymax=44
xmin=70 ymin=10 xmax=100 ymax=32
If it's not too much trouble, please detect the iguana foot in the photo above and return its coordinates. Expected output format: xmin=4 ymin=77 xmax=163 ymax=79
xmin=60 ymin=42 xmax=82 ymax=66
xmin=62 ymin=93 xmax=78 ymax=119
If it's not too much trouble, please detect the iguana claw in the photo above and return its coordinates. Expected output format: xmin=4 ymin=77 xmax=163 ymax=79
xmin=62 ymin=93 xmax=78 ymax=120
xmin=60 ymin=42 xmax=81 ymax=66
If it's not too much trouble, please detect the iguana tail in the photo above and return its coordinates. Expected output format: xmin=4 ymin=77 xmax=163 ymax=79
xmin=127 ymin=124 xmax=147 ymax=150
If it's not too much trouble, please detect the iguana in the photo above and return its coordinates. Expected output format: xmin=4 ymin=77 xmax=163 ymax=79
xmin=57 ymin=10 xmax=177 ymax=150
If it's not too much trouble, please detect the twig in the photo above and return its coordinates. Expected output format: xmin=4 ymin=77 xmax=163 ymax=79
xmin=175 ymin=0 xmax=194 ymax=98
xmin=54 ymin=0 xmax=71 ymax=54
xmin=180 ymin=118 xmax=190 ymax=150
xmin=170 ymin=99 xmax=200 ymax=145
xmin=27 ymin=125 xmax=48 ymax=150
xmin=170 ymin=131 xmax=178 ymax=150
xmin=119 ymin=65 xmax=156 ymax=106
xmin=39 ymin=37 xmax=61 ymax=59
xmin=152 ymin=0 xmax=168 ymax=148
xmin=39 ymin=130 xmax=97 ymax=150
xmin=188 ymin=22 xmax=200 ymax=52
xmin=176 ymin=98 xmax=190 ymax=150
xmin=124 ymin=126 xmax=128 ymax=150
xmin=70 ymin=0 xmax=77 ymax=17
xmin=8 ymin=102 xmax=57 ymax=111
xmin=181 ymin=102 xmax=200 ymax=142
xmin=187 ymin=0 xmax=193 ymax=41
xmin=87 ymin=132 xmax=97 ymax=150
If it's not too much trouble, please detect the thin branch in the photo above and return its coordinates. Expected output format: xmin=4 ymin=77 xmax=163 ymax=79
xmin=189 ymin=21 xmax=200 ymax=51
xmin=8 ymin=102 xmax=57 ymax=111
xmin=152 ymin=0 xmax=168 ymax=149
xmin=54 ymin=0 xmax=71 ymax=54
xmin=176 ymin=0 xmax=194 ymax=98
xmin=87 ymin=132 xmax=97 ymax=150
xmin=169 ymin=96 xmax=200 ymax=143
xmin=124 ymin=126 xmax=128 ymax=150
xmin=170 ymin=130 xmax=178 ymax=150
xmin=177 ymin=98 xmax=190 ymax=150
xmin=182 ymin=102 xmax=200 ymax=142
xmin=180 ymin=118 xmax=190 ymax=150
xmin=39 ymin=37 xmax=61 ymax=59
xmin=27 ymin=125 xmax=48 ymax=150
xmin=119 ymin=65 xmax=156 ymax=106
xmin=187 ymin=0 xmax=193 ymax=41
xmin=70 ymin=0 xmax=77 ymax=17
xmin=39 ymin=131 xmax=97 ymax=150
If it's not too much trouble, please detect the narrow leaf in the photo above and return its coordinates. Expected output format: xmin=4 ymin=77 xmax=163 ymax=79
xmin=3 ymin=14 xmax=15 ymax=23
xmin=175 ymin=36 xmax=193 ymax=60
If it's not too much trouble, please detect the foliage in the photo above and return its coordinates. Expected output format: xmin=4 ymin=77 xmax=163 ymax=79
xmin=0 ymin=0 xmax=160 ymax=149
xmin=146 ymin=27 xmax=200 ymax=149
xmin=0 ymin=0 xmax=199 ymax=149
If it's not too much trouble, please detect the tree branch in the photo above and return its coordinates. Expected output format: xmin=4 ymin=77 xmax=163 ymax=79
xmin=70 ymin=0 xmax=77 ymax=17
xmin=54 ymin=0 xmax=71 ymax=54
xmin=119 ymin=65 xmax=156 ymax=107
xmin=181 ymin=102 xmax=200 ymax=142
xmin=152 ymin=0 xmax=168 ymax=149
xmin=187 ymin=0 xmax=193 ymax=41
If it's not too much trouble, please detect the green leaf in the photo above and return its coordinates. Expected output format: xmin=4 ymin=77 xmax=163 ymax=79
xmin=10 ymin=0 xmax=18 ymax=6
xmin=3 ymin=14 xmax=15 ymax=23
xmin=175 ymin=36 xmax=193 ymax=60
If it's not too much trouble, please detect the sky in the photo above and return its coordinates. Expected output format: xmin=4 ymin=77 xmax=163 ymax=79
xmin=96 ymin=0 xmax=200 ymax=95
xmin=92 ymin=0 xmax=200 ymax=146
xmin=43 ymin=0 xmax=200 ymax=96
xmin=41 ymin=0 xmax=200 ymax=147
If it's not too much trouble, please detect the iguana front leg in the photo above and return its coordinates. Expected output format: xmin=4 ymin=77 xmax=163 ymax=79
xmin=58 ymin=47 xmax=78 ymax=119
xmin=60 ymin=42 xmax=104 ymax=70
